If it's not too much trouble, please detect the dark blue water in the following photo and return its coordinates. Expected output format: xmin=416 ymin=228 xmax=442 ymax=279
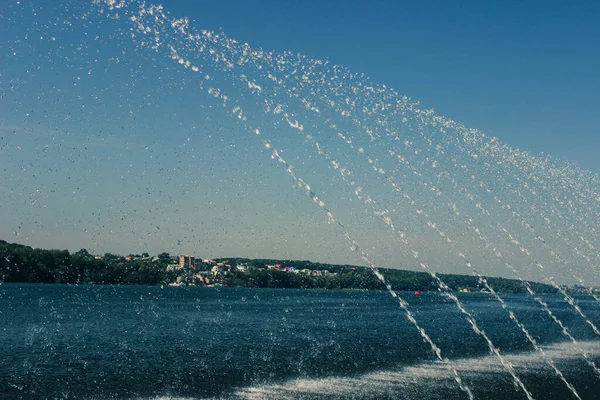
xmin=1 ymin=284 xmax=600 ymax=399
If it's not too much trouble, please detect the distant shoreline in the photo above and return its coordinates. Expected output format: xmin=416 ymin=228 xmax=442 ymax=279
xmin=0 ymin=280 xmax=566 ymax=295
xmin=0 ymin=239 xmax=570 ymax=294
xmin=0 ymin=281 xmax=572 ymax=297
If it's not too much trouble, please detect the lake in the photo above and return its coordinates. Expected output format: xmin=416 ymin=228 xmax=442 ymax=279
xmin=2 ymin=284 xmax=600 ymax=399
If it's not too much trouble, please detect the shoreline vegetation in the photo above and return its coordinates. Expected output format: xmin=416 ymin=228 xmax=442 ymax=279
xmin=0 ymin=239 xmax=568 ymax=294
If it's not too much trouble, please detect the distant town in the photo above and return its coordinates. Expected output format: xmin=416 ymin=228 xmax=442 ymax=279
xmin=165 ymin=254 xmax=341 ymax=287
xmin=1 ymin=239 xmax=598 ymax=295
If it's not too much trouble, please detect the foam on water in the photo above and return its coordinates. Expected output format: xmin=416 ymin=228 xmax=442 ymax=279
xmin=233 ymin=341 xmax=600 ymax=400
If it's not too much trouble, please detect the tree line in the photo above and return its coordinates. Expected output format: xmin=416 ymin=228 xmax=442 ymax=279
xmin=0 ymin=240 xmax=174 ymax=285
xmin=0 ymin=240 xmax=557 ymax=293
xmin=220 ymin=259 xmax=557 ymax=293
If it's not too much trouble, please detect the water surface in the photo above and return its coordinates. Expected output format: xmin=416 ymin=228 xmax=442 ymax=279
xmin=2 ymin=284 xmax=600 ymax=399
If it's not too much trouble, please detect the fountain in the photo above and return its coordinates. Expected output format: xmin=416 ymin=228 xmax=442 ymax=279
xmin=1 ymin=1 xmax=600 ymax=399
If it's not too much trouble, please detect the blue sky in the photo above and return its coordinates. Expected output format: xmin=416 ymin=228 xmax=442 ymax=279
xmin=167 ymin=0 xmax=600 ymax=172
xmin=1 ymin=0 xmax=599 ymax=285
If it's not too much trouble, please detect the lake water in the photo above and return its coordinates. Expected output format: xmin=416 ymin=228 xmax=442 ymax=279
xmin=2 ymin=284 xmax=600 ymax=399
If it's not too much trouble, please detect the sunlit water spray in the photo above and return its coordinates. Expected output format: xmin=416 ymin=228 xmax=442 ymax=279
xmin=230 ymin=81 xmax=538 ymax=396
xmin=3 ymin=1 xmax=600 ymax=399
xmin=204 ymin=64 xmax=476 ymax=399
xmin=153 ymin=8 xmax=600 ymax=396
xmin=109 ymin=2 xmax=533 ymax=396
xmin=251 ymin=50 xmax=600 ymax=285
xmin=88 ymin=1 xmax=597 ymax=398
xmin=293 ymin=77 xmax=600 ymax=387
xmin=236 ymin=28 xmax=600 ymax=349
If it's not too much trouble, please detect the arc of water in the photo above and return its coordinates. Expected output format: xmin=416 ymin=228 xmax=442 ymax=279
xmin=403 ymin=136 xmax=600 ymax=313
xmin=458 ymin=133 xmax=600 ymax=222
xmin=399 ymin=137 xmax=600 ymax=328
xmin=259 ymin=132 xmax=476 ymax=400
xmin=224 ymin=61 xmax=600 ymax=384
xmin=407 ymin=131 xmax=600 ymax=340
xmin=206 ymin=79 xmax=537 ymax=396
xmin=94 ymin=0 xmax=596 ymax=394
xmin=310 ymin=68 xmax=600 ymax=224
xmin=184 ymin=20 xmax=592 ymax=394
xmin=399 ymin=118 xmax=600 ymax=272
xmin=252 ymin=56 xmax=600 ymax=279
xmin=436 ymin=156 xmax=600 ymax=304
xmin=439 ymin=132 xmax=600 ymax=275
xmin=260 ymin=47 xmax=600 ymax=224
xmin=97 ymin=3 xmax=477 ymax=397
xmin=325 ymin=135 xmax=584 ymax=397
xmin=247 ymin=58 xmax=600 ymax=322
xmin=356 ymin=132 xmax=600 ymax=379
xmin=402 ymin=133 xmax=600 ymax=315
xmin=214 ymin=42 xmax=600 ymax=296
xmin=225 ymin=69 xmax=549 ymax=398
xmin=343 ymin=75 xmax=600 ymax=282
xmin=396 ymin=104 xmax=600 ymax=271
xmin=117 ymin=0 xmax=600 ymax=285
xmin=225 ymin=51 xmax=600 ymax=347
xmin=291 ymin=118 xmax=581 ymax=398
xmin=466 ymin=221 xmax=600 ymax=377
xmin=323 ymin=104 xmax=600 ymax=374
